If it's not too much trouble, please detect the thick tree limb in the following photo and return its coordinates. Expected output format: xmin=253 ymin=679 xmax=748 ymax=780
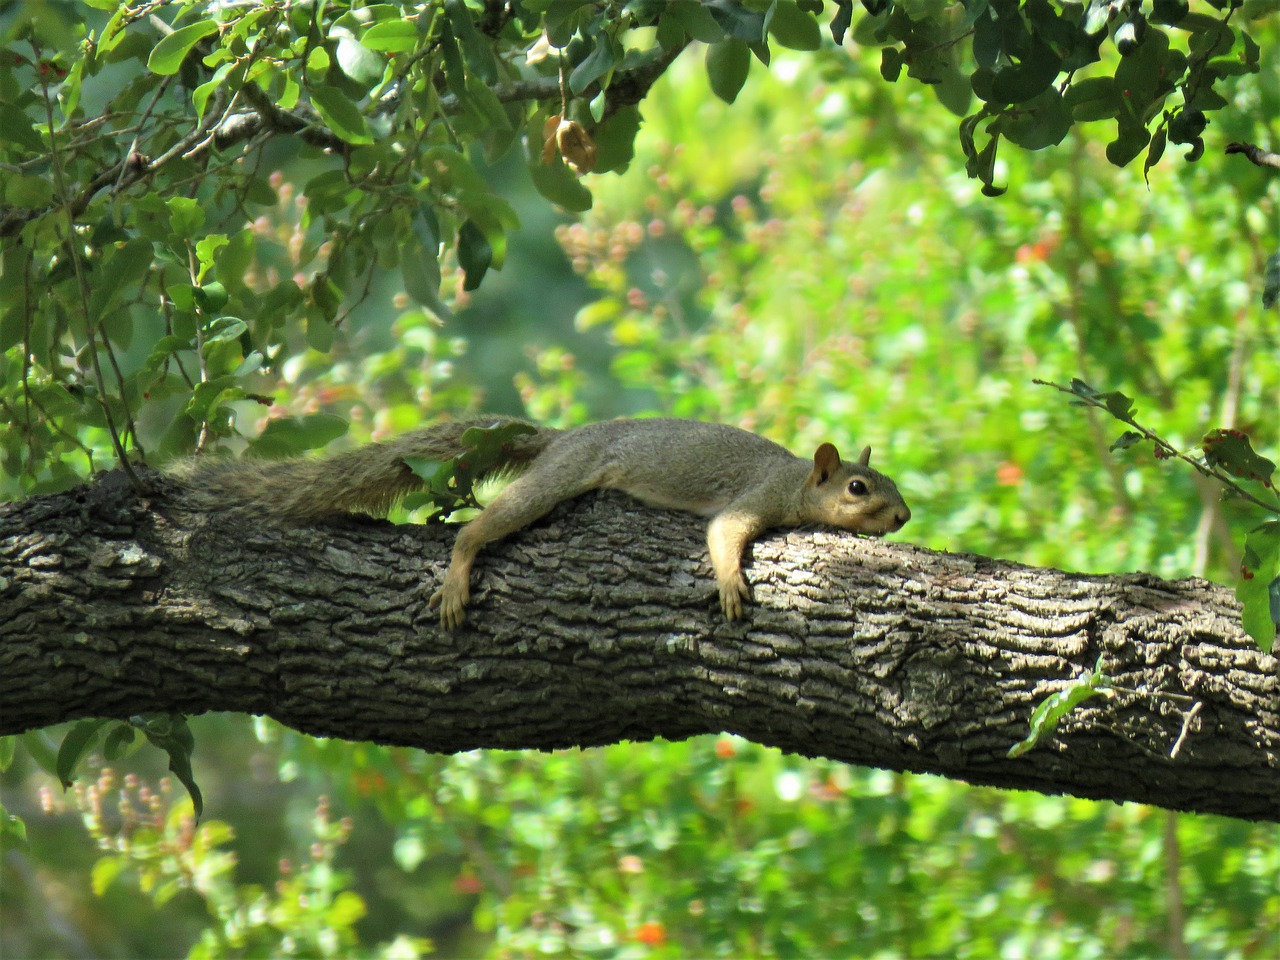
xmin=1 ymin=471 xmax=1276 ymax=822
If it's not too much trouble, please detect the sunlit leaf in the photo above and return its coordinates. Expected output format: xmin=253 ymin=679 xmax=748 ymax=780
xmin=310 ymin=87 xmax=374 ymax=144
xmin=146 ymin=21 xmax=218 ymax=75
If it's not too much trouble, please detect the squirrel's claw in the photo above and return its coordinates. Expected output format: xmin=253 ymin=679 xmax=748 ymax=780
xmin=429 ymin=580 xmax=469 ymax=630
xmin=718 ymin=573 xmax=751 ymax=621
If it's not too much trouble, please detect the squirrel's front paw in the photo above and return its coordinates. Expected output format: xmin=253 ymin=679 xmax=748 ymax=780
xmin=718 ymin=573 xmax=751 ymax=621
xmin=429 ymin=579 xmax=469 ymax=630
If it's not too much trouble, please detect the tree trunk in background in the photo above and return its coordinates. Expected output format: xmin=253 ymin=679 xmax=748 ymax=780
xmin=2 ymin=470 xmax=1276 ymax=822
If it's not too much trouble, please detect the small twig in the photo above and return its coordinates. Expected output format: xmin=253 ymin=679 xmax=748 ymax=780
xmin=36 ymin=47 xmax=138 ymax=486
xmin=1169 ymin=701 xmax=1203 ymax=759
xmin=1225 ymin=142 xmax=1280 ymax=170
xmin=1036 ymin=379 xmax=1280 ymax=514
xmin=1108 ymin=684 xmax=1198 ymax=704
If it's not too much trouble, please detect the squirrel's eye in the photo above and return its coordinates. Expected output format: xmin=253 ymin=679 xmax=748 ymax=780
xmin=848 ymin=480 xmax=868 ymax=496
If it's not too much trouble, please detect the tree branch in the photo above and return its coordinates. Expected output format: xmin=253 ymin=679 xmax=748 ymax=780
xmin=2 ymin=471 xmax=1276 ymax=822
xmin=1225 ymin=141 xmax=1280 ymax=169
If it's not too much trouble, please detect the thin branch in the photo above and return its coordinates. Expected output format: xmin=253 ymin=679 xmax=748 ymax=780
xmin=1036 ymin=379 xmax=1280 ymax=514
xmin=1169 ymin=701 xmax=1204 ymax=760
xmin=1225 ymin=141 xmax=1280 ymax=169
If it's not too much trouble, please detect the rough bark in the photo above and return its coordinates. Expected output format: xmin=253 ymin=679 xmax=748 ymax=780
xmin=2 ymin=470 xmax=1276 ymax=822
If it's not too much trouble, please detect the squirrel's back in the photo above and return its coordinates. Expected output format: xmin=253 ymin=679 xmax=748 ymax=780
xmin=537 ymin=418 xmax=799 ymax=515
xmin=175 ymin=416 xmax=555 ymax=519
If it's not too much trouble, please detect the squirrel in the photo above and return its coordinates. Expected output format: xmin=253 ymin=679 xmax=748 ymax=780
xmin=177 ymin=416 xmax=911 ymax=628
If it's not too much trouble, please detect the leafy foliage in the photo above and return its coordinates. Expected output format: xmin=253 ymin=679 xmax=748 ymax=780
xmin=1039 ymin=378 xmax=1279 ymax=647
xmin=1 ymin=0 xmax=1269 ymax=493
xmin=14 ymin=721 xmax=1274 ymax=958
xmin=1239 ymin=520 xmax=1280 ymax=652
xmin=402 ymin=418 xmax=537 ymax=516
xmin=34 ymin=772 xmax=428 ymax=959
xmin=52 ymin=714 xmax=205 ymax=820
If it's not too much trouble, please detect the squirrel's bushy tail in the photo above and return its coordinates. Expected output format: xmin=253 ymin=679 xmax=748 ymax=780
xmin=175 ymin=416 xmax=557 ymax=520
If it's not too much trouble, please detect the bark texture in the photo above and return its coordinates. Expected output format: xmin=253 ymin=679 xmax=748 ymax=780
xmin=2 ymin=470 xmax=1277 ymax=822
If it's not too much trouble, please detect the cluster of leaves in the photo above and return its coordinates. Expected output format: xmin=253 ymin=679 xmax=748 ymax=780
xmin=1044 ymin=378 xmax=1279 ymax=650
xmin=936 ymin=0 xmax=1266 ymax=194
xmin=208 ymin=725 xmax=1280 ymax=955
xmin=1 ymin=0 xmax=1269 ymax=496
xmin=25 ymin=766 xmax=430 ymax=959
xmin=50 ymin=714 xmax=205 ymax=820
xmin=401 ymin=418 xmax=537 ymax=516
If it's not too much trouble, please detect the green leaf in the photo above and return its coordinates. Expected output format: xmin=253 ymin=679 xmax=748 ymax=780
xmin=591 ymin=104 xmax=641 ymax=174
xmin=91 ymin=856 xmax=127 ymax=896
xmin=201 ymin=313 xmax=244 ymax=343
xmin=1008 ymin=662 xmax=1110 ymax=758
xmin=308 ymin=46 xmax=331 ymax=73
xmin=311 ymin=86 xmax=374 ymax=144
xmin=706 ymin=39 xmax=751 ymax=104
xmin=1201 ymin=429 xmax=1276 ymax=486
xmin=669 ymin=1 xmax=726 ymax=43
xmin=0 ymin=736 xmax=15 ymax=773
xmin=707 ymin=0 xmax=768 ymax=42
xmin=830 ymin=0 xmax=854 ymax=45
xmin=1110 ymin=431 xmax=1144 ymax=452
xmin=1263 ymin=252 xmax=1279 ymax=310
xmin=21 ymin=731 xmax=59 ymax=778
xmin=304 ymin=168 xmax=357 ymax=215
xmin=769 ymin=1 xmax=822 ymax=51
xmin=1151 ymin=0 xmax=1189 ymax=24
xmin=569 ymin=32 xmax=617 ymax=95
xmin=998 ymin=88 xmax=1071 ymax=151
xmin=457 ymin=219 xmax=492 ymax=291
xmin=405 ymin=419 xmax=537 ymax=514
xmin=1065 ymin=76 xmax=1119 ymax=121
xmin=1 ymin=801 xmax=27 ymax=845
xmin=56 ymin=719 xmax=109 ymax=788
xmin=1062 ymin=378 xmax=1137 ymax=422
xmin=147 ymin=21 xmax=219 ymax=76
xmin=401 ymin=236 xmax=445 ymax=306
xmin=529 ymin=156 xmax=593 ymax=212
xmin=167 ymin=197 xmax=205 ymax=238
xmin=336 ymin=35 xmax=385 ymax=87
xmin=246 ymin=414 xmax=350 ymax=458
xmin=422 ymin=145 xmax=488 ymax=194
xmin=1238 ymin=521 xmax=1280 ymax=652
xmin=139 ymin=714 xmax=203 ymax=820
xmin=880 ymin=47 xmax=902 ymax=82
xmin=4 ymin=173 xmax=54 ymax=208
xmin=1143 ymin=126 xmax=1167 ymax=183
xmin=87 ymin=238 xmax=154 ymax=324
xmin=405 ymin=456 xmax=452 ymax=487
xmin=195 ymin=283 xmax=230 ymax=314
xmin=362 ymin=20 xmax=419 ymax=53
xmin=195 ymin=234 xmax=229 ymax=281
xmin=447 ymin=0 xmax=497 ymax=83
xmin=988 ymin=39 xmax=1062 ymax=105
xmin=0 ymin=104 xmax=46 ymax=154
xmin=102 ymin=724 xmax=137 ymax=762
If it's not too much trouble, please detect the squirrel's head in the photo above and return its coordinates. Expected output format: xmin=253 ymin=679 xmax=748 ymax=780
xmin=805 ymin=443 xmax=911 ymax=535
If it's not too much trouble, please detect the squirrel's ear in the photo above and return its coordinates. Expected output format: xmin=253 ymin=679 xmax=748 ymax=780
xmin=858 ymin=445 xmax=872 ymax=467
xmin=812 ymin=443 xmax=842 ymax=483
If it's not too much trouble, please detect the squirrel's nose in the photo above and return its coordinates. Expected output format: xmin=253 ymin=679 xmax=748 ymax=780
xmin=890 ymin=506 xmax=911 ymax=530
